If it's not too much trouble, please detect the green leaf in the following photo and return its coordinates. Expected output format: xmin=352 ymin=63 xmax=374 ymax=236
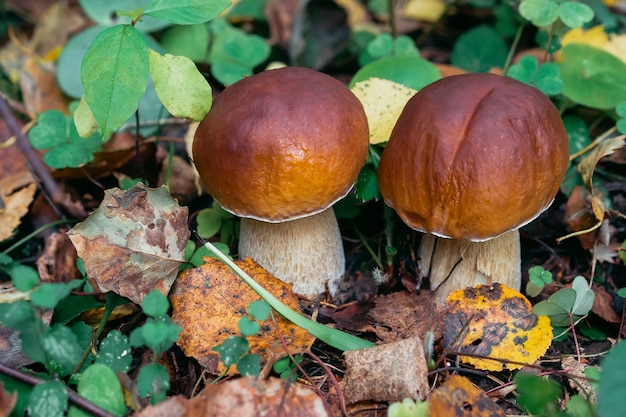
xmin=137 ymin=363 xmax=169 ymax=404
xmin=196 ymin=206 xmax=227 ymax=239
xmin=528 ymin=265 xmax=553 ymax=286
xmin=598 ymin=340 xmax=626 ymax=417
xmin=248 ymin=300 xmax=271 ymax=321
xmin=52 ymin=295 xmax=104 ymax=325
xmin=148 ymin=49 xmax=212 ymax=120
xmin=81 ymin=25 xmax=149 ymax=140
xmin=142 ymin=289 xmax=169 ymax=318
xmin=535 ymin=62 xmax=563 ymax=96
xmin=387 ymin=398 xmax=429 ymax=417
xmin=79 ymin=0 xmax=171 ymax=32
xmin=213 ymin=335 xmax=249 ymax=368
xmin=74 ymin=96 xmax=99 ymax=138
xmin=30 ymin=281 xmax=81 ymax=309
xmin=366 ymin=33 xmax=393 ymax=58
xmin=188 ymin=242 xmax=231 ymax=266
xmin=571 ymin=275 xmax=594 ymax=316
xmin=28 ymin=110 xmax=67 ymax=150
xmin=533 ymin=288 xmax=577 ymax=326
xmin=507 ymin=55 xmax=538 ymax=84
xmin=96 ymin=330 xmax=132 ymax=372
xmin=564 ymin=115 xmax=592 ymax=155
xmin=141 ymin=320 xmax=170 ymax=350
xmin=238 ymin=316 xmax=260 ymax=336
xmin=519 ymin=0 xmax=560 ymax=27
xmin=27 ymin=381 xmax=68 ymax=417
xmin=355 ymin=166 xmax=381 ymax=202
xmin=6 ymin=262 xmax=40 ymax=292
xmin=350 ymin=55 xmax=441 ymax=90
xmin=0 ymin=300 xmax=36 ymax=329
xmin=514 ymin=372 xmax=561 ymax=415
xmin=160 ymin=24 xmax=210 ymax=62
xmin=68 ymin=364 xmax=126 ymax=417
xmin=42 ymin=324 xmax=84 ymax=375
xmin=451 ymin=25 xmax=508 ymax=72
xmin=237 ymin=353 xmax=261 ymax=376
xmin=566 ymin=395 xmax=594 ymax=417
xmin=617 ymin=287 xmax=626 ymax=298
xmin=57 ymin=26 xmax=106 ymax=98
xmin=144 ymin=0 xmax=232 ymax=25
xmin=559 ymin=43 xmax=626 ymax=110
xmin=559 ymin=1 xmax=594 ymax=28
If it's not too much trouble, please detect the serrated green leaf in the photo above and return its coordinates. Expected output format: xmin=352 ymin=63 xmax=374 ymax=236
xmin=42 ymin=325 xmax=83 ymax=375
xmin=519 ymin=0 xmax=560 ymax=27
xmin=148 ymin=49 xmax=212 ymax=120
xmin=81 ymin=25 xmax=149 ymax=140
xmin=96 ymin=330 xmax=132 ymax=372
xmin=29 ymin=110 xmax=67 ymax=150
xmin=68 ymin=364 xmax=126 ymax=417
xmin=248 ymin=300 xmax=270 ymax=321
xmin=142 ymin=289 xmax=169 ymax=318
xmin=559 ymin=1 xmax=594 ymax=28
xmin=27 ymin=381 xmax=68 ymax=417
xmin=137 ymin=363 xmax=169 ymax=404
xmin=30 ymin=281 xmax=81 ymax=309
xmin=141 ymin=321 xmax=169 ymax=349
xmin=143 ymin=0 xmax=232 ymax=24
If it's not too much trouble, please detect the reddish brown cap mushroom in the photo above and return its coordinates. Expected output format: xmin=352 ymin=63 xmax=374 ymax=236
xmin=192 ymin=66 xmax=369 ymax=295
xmin=378 ymin=72 xmax=569 ymax=241
xmin=377 ymin=73 xmax=569 ymax=303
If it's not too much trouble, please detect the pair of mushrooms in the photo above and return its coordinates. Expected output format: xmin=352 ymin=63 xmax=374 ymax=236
xmin=192 ymin=67 xmax=569 ymax=303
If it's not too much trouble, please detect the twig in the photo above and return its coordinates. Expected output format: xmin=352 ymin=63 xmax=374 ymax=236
xmin=307 ymin=350 xmax=350 ymax=417
xmin=0 ymin=362 xmax=118 ymax=417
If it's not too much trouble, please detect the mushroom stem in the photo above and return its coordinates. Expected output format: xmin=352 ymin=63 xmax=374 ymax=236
xmin=238 ymin=207 xmax=345 ymax=297
xmin=419 ymin=230 xmax=521 ymax=305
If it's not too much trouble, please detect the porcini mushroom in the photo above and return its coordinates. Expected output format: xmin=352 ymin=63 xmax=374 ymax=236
xmin=377 ymin=73 xmax=569 ymax=304
xmin=192 ymin=67 xmax=369 ymax=296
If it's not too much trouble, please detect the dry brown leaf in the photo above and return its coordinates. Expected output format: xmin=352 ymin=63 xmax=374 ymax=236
xmin=342 ymin=334 xmax=429 ymax=403
xmin=443 ymin=284 xmax=552 ymax=372
xmin=591 ymin=284 xmax=622 ymax=323
xmin=429 ymin=375 xmax=506 ymax=417
xmin=20 ymin=57 xmax=68 ymax=115
xmin=0 ymin=171 xmax=37 ymax=242
xmin=579 ymin=135 xmax=626 ymax=188
xmin=186 ymin=376 xmax=330 ymax=417
xmin=130 ymin=395 xmax=188 ymax=417
xmin=68 ymin=183 xmax=190 ymax=305
xmin=368 ymin=290 xmax=440 ymax=343
xmin=171 ymin=258 xmax=315 ymax=375
xmin=36 ymin=230 xmax=80 ymax=284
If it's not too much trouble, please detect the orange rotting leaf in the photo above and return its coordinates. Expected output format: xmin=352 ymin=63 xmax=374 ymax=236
xmin=429 ymin=375 xmax=506 ymax=417
xmin=67 ymin=183 xmax=190 ymax=305
xmin=0 ymin=381 xmax=17 ymax=417
xmin=443 ymin=283 xmax=552 ymax=371
xmin=170 ymin=257 xmax=315 ymax=375
xmin=0 ymin=171 xmax=36 ymax=242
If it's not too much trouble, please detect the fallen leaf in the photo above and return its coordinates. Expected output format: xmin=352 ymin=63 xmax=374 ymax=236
xmin=591 ymin=284 xmax=622 ymax=323
xmin=562 ymin=356 xmax=599 ymax=404
xmin=443 ymin=283 xmax=552 ymax=372
xmin=131 ymin=395 xmax=187 ymax=417
xmin=68 ymin=183 xmax=190 ymax=305
xmin=170 ymin=257 xmax=315 ymax=375
xmin=351 ymin=77 xmax=418 ymax=144
xmin=429 ymin=375 xmax=506 ymax=417
xmin=0 ymin=171 xmax=37 ymax=242
xmin=185 ymin=376 xmax=330 ymax=417
xmin=403 ymin=0 xmax=447 ymax=23
xmin=36 ymin=230 xmax=81 ymax=284
xmin=342 ymin=334 xmax=429 ymax=403
xmin=0 ymin=381 xmax=17 ymax=417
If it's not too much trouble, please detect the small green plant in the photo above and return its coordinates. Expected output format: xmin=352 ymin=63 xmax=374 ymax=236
xmin=212 ymin=300 xmax=271 ymax=376
xmin=272 ymin=354 xmax=303 ymax=381
xmin=519 ymin=0 xmax=594 ymax=29
xmin=386 ymin=398 xmax=428 ymax=417
xmin=526 ymin=265 xmax=554 ymax=297
xmin=533 ymin=275 xmax=594 ymax=330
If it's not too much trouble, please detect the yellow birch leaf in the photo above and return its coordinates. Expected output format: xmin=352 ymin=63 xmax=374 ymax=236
xmin=351 ymin=78 xmax=417 ymax=145
xmin=403 ymin=0 xmax=447 ymax=23
xmin=443 ymin=283 xmax=552 ymax=372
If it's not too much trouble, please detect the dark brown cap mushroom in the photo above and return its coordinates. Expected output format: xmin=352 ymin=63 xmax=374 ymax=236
xmin=192 ymin=66 xmax=369 ymax=296
xmin=377 ymin=73 xmax=569 ymax=303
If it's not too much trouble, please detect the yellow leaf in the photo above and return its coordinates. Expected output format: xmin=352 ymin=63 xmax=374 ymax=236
xmin=403 ymin=0 xmax=447 ymax=23
xmin=351 ymin=78 xmax=417 ymax=145
xmin=561 ymin=25 xmax=626 ymax=65
xmin=429 ymin=375 xmax=506 ymax=417
xmin=443 ymin=283 xmax=552 ymax=372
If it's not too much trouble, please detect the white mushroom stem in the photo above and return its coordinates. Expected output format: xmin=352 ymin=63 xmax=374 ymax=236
xmin=238 ymin=207 xmax=345 ymax=297
xmin=419 ymin=229 xmax=521 ymax=306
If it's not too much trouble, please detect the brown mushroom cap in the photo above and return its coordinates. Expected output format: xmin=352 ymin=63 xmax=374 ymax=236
xmin=378 ymin=73 xmax=569 ymax=241
xmin=192 ymin=67 xmax=369 ymax=222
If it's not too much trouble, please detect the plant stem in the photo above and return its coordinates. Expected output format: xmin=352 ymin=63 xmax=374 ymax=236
xmin=2 ymin=219 xmax=75 ymax=255
xmin=502 ymin=22 xmax=526 ymax=75
xmin=202 ymin=241 xmax=373 ymax=351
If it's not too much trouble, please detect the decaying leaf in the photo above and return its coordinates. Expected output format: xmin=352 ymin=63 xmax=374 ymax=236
xmin=0 ymin=381 xmax=17 ymax=417
xmin=0 ymin=171 xmax=37 ymax=242
xmin=443 ymin=284 xmax=552 ymax=372
xmin=351 ymin=77 xmax=418 ymax=144
xmin=185 ymin=376 xmax=330 ymax=417
xmin=36 ymin=230 xmax=80 ymax=284
xmin=68 ymin=183 xmax=189 ymax=305
xmin=170 ymin=258 xmax=315 ymax=375
xmin=342 ymin=334 xmax=429 ymax=403
xmin=429 ymin=375 xmax=506 ymax=417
